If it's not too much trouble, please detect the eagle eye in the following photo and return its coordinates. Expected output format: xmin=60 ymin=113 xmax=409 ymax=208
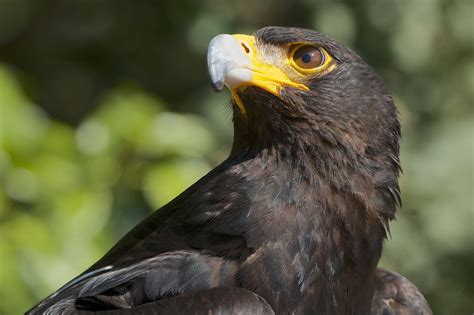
xmin=290 ymin=45 xmax=327 ymax=73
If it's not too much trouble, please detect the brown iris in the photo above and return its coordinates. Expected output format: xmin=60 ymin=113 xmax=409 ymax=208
xmin=292 ymin=45 xmax=324 ymax=70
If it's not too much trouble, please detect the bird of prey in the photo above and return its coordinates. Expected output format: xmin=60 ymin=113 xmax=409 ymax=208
xmin=28 ymin=26 xmax=431 ymax=314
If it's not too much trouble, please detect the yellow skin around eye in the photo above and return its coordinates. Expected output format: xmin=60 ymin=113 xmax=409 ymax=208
xmin=288 ymin=44 xmax=334 ymax=75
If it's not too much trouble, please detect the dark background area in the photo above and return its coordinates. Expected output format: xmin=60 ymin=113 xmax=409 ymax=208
xmin=0 ymin=0 xmax=472 ymax=314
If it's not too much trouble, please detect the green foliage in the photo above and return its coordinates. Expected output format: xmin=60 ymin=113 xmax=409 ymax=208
xmin=0 ymin=67 xmax=220 ymax=314
xmin=0 ymin=1 xmax=472 ymax=314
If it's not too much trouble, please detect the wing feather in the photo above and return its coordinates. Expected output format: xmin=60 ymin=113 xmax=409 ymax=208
xmin=371 ymin=268 xmax=432 ymax=315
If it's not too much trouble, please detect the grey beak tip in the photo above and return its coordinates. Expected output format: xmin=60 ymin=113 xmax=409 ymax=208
xmin=211 ymin=80 xmax=224 ymax=92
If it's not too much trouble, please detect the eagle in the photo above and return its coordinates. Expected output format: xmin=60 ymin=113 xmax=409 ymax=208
xmin=28 ymin=26 xmax=431 ymax=314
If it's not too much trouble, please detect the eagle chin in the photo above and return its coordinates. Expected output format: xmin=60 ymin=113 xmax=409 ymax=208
xmin=27 ymin=26 xmax=431 ymax=315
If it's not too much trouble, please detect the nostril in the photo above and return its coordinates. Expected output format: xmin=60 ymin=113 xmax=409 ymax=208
xmin=241 ymin=42 xmax=250 ymax=54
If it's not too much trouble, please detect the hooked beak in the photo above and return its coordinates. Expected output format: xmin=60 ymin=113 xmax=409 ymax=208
xmin=207 ymin=34 xmax=308 ymax=113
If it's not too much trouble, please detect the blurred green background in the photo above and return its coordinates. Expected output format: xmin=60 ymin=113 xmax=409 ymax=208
xmin=0 ymin=0 xmax=472 ymax=314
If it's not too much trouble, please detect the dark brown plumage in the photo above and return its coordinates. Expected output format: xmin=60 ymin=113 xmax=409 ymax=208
xmin=27 ymin=26 xmax=431 ymax=315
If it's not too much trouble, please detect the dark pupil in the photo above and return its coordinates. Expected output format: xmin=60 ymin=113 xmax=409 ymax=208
xmin=301 ymin=53 xmax=312 ymax=63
